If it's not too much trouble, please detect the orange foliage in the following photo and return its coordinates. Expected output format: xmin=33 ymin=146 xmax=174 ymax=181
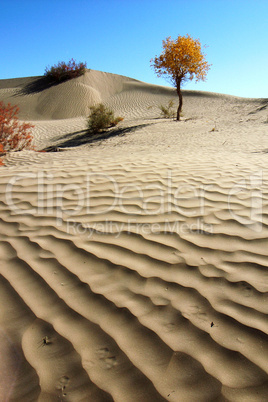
xmin=0 ymin=101 xmax=34 ymax=152
xmin=151 ymin=34 xmax=211 ymax=120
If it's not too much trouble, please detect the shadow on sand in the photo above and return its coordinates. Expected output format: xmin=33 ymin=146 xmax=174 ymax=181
xmin=15 ymin=76 xmax=65 ymax=96
xmin=43 ymin=123 xmax=154 ymax=152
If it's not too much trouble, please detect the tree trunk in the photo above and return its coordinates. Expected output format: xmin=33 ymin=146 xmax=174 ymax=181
xmin=176 ymin=79 xmax=183 ymax=121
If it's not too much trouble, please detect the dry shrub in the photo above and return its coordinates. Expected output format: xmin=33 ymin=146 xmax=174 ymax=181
xmin=44 ymin=58 xmax=87 ymax=82
xmin=159 ymin=100 xmax=176 ymax=118
xmin=87 ymin=104 xmax=123 ymax=133
xmin=0 ymin=101 xmax=34 ymax=153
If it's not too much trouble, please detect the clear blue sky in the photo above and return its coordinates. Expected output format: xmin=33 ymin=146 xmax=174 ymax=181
xmin=1 ymin=0 xmax=267 ymax=98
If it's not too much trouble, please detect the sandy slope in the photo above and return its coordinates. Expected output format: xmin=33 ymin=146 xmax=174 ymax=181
xmin=0 ymin=70 xmax=268 ymax=401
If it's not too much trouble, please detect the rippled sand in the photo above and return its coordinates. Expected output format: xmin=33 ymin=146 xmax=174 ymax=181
xmin=0 ymin=71 xmax=268 ymax=401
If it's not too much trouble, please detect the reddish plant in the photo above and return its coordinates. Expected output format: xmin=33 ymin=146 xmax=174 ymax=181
xmin=44 ymin=58 xmax=87 ymax=82
xmin=0 ymin=144 xmax=5 ymax=166
xmin=0 ymin=101 xmax=34 ymax=152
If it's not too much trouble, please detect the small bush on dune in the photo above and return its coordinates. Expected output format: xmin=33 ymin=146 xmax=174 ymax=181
xmin=44 ymin=58 xmax=87 ymax=83
xmin=87 ymin=104 xmax=123 ymax=134
xmin=0 ymin=101 xmax=34 ymax=154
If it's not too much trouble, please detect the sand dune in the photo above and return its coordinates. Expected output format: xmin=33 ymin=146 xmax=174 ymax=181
xmin=0 ymin=70 xmax=268 ymax=401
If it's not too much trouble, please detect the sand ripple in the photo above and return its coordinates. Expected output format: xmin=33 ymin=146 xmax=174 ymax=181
xmin=0 ymin=157 xmax=268 ymax=401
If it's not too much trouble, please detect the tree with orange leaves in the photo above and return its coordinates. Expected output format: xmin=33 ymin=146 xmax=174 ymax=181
xmin=151 ymin=34 xmax=211 ymax=120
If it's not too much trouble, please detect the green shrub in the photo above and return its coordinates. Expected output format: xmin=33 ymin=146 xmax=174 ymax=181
xmin=87 ymin=104 xmax=123 ymax=133
xmin=159 ymin=99 xmax=176 ymax=118
xmin=44 ymin=58 xmax=87 ymax=82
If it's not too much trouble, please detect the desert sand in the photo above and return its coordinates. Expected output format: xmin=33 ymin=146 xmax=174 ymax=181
xmin=0 ymin=69 xmax=268 ymax=401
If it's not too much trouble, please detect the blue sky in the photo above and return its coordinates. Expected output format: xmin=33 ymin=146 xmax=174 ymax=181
xmin=1 ymin=0 xmax=267 ymax=98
